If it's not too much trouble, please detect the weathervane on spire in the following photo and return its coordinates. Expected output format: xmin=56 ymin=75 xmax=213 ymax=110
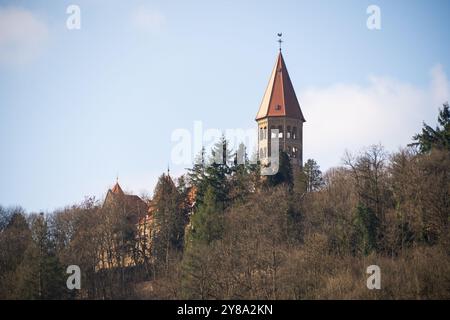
xmin=277 ymin=33 xmax=283 ymax=51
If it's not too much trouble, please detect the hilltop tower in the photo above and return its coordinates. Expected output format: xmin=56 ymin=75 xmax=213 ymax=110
xmin=256 ymin=49 xmax=305 ymax=166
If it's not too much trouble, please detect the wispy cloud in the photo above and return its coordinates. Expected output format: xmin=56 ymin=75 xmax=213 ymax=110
xmin=130 ymin=6 xmax=166 ymax=34
xmin=301 ymin=65 xmax=450 ymax=169
xmin=0 ymin=6 xmax=49 ymax=66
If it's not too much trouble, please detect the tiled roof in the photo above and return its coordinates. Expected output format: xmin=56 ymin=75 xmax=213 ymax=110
xmin=104 ymin=182 xmax=149 ymax=224
xmin=111 ymin=182 xmax=125 ymax=195
xmin=256 ymin=52 xmax=305 ymax=121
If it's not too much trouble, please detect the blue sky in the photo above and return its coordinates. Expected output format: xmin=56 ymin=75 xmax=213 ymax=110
xmin=1 ymin=0 xmax=449 ymax=212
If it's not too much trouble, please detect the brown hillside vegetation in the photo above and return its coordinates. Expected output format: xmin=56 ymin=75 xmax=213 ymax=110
xmin=0 ymin=105 xmax=449 ymax=299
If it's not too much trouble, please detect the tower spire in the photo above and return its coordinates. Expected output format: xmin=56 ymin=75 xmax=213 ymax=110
xmin=277 ymin=33 xmax=283 ymax=51
xmin=255 ymin=42 xmax=305 ymax=167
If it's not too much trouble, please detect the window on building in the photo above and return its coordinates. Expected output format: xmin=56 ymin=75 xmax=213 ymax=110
xmin=293 ymin=127 xmax=297 ymax=140
xmin=270 ymin=126 xmax=277 ymax=138
xmin=278 ymin=125 xmax=283 ymax=138
xmin=287 ymin=126 xmax=291 ymax=139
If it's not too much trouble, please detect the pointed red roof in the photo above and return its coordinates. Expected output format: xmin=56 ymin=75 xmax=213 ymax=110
xmin=104 ymin=181 xmax=149 ymax=224
xmin=256 ymin=52 xmax=305 ymax=121
xmin=111 ymin=182 xmax=124 ymax=196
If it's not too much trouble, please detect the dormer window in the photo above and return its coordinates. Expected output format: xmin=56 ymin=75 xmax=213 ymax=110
xmin=275 ymin=104 xmax=281 ymax=110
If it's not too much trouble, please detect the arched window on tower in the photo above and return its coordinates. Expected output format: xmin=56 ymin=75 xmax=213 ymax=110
xmin=293 ymin=127 xmax=297 ymax=140
xmin=264 ymin=126 xmax=267 ymax=139
xmin=287 ymin=126 xmax=291 ymax=139
xmin=278 ymin=125 xmax=283 ymax=138
xmin=260 ymin=127 xmax=263 ymax=141
xmin=270 ymin=125 xmax=277 ymax=138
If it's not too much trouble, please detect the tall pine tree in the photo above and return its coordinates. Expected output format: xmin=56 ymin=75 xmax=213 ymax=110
xmin=151 ymin=173 xmax=187 ymax=274
xmin=14 ymin=213 xmax=67 ymax=299
xmin=410 ymin=102 xmax=450 ymax=152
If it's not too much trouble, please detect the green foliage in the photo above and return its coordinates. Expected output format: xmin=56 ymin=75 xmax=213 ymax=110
xmin=181 ymin=186 xmax=224 ymax=298
xmin=188 ymin=147 xmax=208 ymax=206
xmin=411 ymin=102 xmax=450 ymax=153
xmin=152 ymin=173 xmax=187 ymax=272
xmin=229 ymin=143 xmax=258 ymax=204
xmin=0 ymin=209 xmax=32 ymax=299
xmin=303 ymin=159 xmax=324 ymax=192
xmin=187 ymin=186 xmax=224 ymax=246
xmin=188 ymin=136 xmax=234 ymax=210
xmin=352 ymin=204 xmax=379 ymax=255
xmin=14 ymin=214 xmax=67 ymax=299
xmin=266 ymin=151 xmax=293 ymax=188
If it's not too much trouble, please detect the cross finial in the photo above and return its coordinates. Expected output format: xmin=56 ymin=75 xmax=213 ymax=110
xmin=277 ymin=33 xmax=283 ymax=51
